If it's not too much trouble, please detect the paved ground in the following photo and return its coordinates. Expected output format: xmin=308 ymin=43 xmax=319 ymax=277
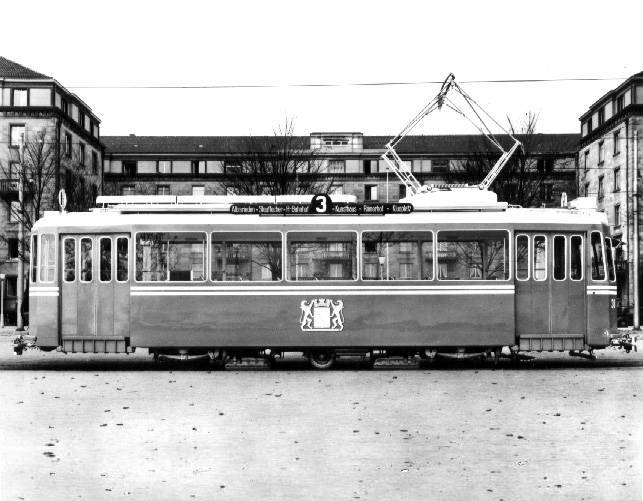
xmin=0 ymin=332 xmax=642 ymax=500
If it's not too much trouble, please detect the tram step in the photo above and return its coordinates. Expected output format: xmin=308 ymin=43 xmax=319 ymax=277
xmin=224 ymin=357 xmax=272 ymax=370
xmin=372 ymin=357 xmax=419 ymax=369
xmin=62 ymin=337 xmax=127 ymax=354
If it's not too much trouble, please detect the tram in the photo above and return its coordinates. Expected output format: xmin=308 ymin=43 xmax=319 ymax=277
xmin=18 ymin=190 xmax=622 ymax=368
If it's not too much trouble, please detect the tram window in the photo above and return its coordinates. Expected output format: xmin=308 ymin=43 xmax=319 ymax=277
xmin=116 ymin=237 xmax=129 ymax=282
xmin=436 ymin=231 xmax=509 ymax=280
xmin=590 ymin=232 xmax=605 ymax=280
xmin=30 ymin=235 xmax=38 ymax=282
xmin=211 ymin=232 xmax=282 ymax=281
xmin=515 ymin=235 xmax=529 ymax=280
xmin=63 ymin=238 xmax=76 ymax=282
xmin=80 ymin=238 xmax=93 ymax=282
xmin=287 ymin=232 xmax=357 ymax=281
xmin=136 ymin=232 xmax=206 ymax=282
xmin=361 ymin=231 xmax=433 ymax=280
xmin=100 ymin=237 xmax=112 ymax=282
xmin=570 ymin=235 xmax=583 ymax=280
xmin=605 ymin=237 xmax=616 ymax=282
xmin=39 ymin=234 xmax=56 ymax=283
xmin=553 ymin=236 xmax=566 ymax=281
xmin=533 ymin=236 xmax=546 ymax=281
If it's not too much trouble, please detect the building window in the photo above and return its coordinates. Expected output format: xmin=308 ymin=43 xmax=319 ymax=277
xmin=584 ymin=182 xmax=590 ymax=197
xmin=616 ymin=95 xmax=624 ymax=113
xmin=8 ymin=201 xmax=20 ymax=223
xmin=399 ymin=184 xmax=407 ymax=199
xmin=364 ymin=184 xmax=378 ymax=201
xmin=598 ymin=141 xmax=604 ymax=164
xmin=11 ymin=89 xmax=28 ymax=106
xmin=327 ymin=160 xmax=345 ymax=173
xmin=64 ymin=132 xmax=72 ymax=158
xmin=587 ymin=118 xmax=593 ymax=134
xmin=541 ymin=184 xmax=553 ymax=203
xmin=584 ymin=150 xmax=589 ymax=171
xmin=123 ymin=160 xmax=137 ymax=176
xmin=157 ymin=185 xmax=170 ymax=195
xmin=78 ymin=111 xmax=85 ymax=129
xmin=192 ymin=185 xmax=205 ymax=196
xmin=61 ymin=99 xmax=69 ymax=115
xmin=363 ymin=160 xmax=372 ymax=174
xmin=613 ymin=130 xmax=621 ymax=155
xmin=7 ymin=238 xmax=19 ymax=259
xmin=614 ymin=204 xmax=620 ymax=227
xmin=191 ymin=160 xmax=205 ymax=175
xmin=121 ymin=185 xmax=136 ymax=196
xmin=79 ymin=142 xmax=86 ymax=166
xmin=157 ymin=161 xmax=172 ymax=174
xmin=614 ymin=167 xmax=620 ymax=192
xmin=598 ymin=176 xmax=604 ymax=200
xmin=597 ymin=108 xmax=605 ymax=126
xmin=91 ymin=151 xmax=98 ymax=174
xmin=9 ymin=125 xmax=25 ymax=148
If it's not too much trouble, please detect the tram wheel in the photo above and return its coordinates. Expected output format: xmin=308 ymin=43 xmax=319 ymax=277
xmin=309 ymin=351 xmax=336 ymax=370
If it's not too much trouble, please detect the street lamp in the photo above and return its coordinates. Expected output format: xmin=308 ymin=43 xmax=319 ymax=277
xmin=16 ymin=133 xmax=25 ymax=331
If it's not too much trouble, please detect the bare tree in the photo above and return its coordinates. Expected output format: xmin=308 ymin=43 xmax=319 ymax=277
xmin=225 ymin=119 xmax=336 ymax=196
xmin=64 ymin=148 xmax=102 ymax=212
xmin=444 ymin=112 xmax=563 ymax=207
xmin=0 ymin=129 xmax=58 ymax=259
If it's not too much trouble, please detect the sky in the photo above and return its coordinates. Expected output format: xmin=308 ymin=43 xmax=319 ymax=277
xmin=3 ymin=0 xmax=642 ymax=137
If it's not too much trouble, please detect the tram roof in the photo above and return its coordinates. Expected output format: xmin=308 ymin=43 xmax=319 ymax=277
xmin=33 ymin=205 xmax=607 ymax=232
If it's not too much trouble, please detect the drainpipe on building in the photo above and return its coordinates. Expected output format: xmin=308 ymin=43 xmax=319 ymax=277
xmin=633 ymin=129 xmax=640 ymax=330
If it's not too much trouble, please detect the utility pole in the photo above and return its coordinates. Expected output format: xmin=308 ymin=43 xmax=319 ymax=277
xmin=16 ymin=133 xmax=25 ymax=331
xmin=633 ymin=129 xmax=640 ymax=330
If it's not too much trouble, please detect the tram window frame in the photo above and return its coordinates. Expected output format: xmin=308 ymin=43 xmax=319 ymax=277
xmin=135 ymin=231 xmax=207 ymax=283
xmin=570 ymin=235 xmax=583 ymax=281
xmin=590 ymin=231 xmax=606 ymax=281
xmin=286 ymin=231 xmax=358 ymax=282
xmin=116 ymin=237 xmax=129 ymax=283
xmin=30 ymin=234 xmax=38 ymax=283
xmin=80 ymin=237 xmax=93 ymax=283
xmin=210 ymin=231 xmax=283 ymax=282
xmin=361 ymin=230 xmax=434 ymax=281
xmin=99 ymin=237 xmax=112 ymax=283
xmin=515 ymin=234 xmax=530 ymax=281
xmin=63 ymin=237 xmax=76 ymax=283
xmin=605 ymin=237 xmax=616 ymax=282
xmin=553 ymin=235 xmax=566 ymax=281
xmin=533 ymin=235 xmax=547 ymax=281
xmin=436 ymin=229 xmax=510 ymax=281
xmin=39 ymin=233 xmax=56 ymax=283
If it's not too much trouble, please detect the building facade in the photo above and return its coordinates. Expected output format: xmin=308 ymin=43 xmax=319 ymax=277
xmin=0 ymin=57 xmax=103 ymax=322
xmin=103 ymin=131 xmax=578 ymax=205
xmin=578 ymin=71 xmax=643 ymax=323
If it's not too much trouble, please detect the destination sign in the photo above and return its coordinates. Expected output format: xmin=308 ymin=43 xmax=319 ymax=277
xmin=230 ymin=202 xmax=413 ymax=216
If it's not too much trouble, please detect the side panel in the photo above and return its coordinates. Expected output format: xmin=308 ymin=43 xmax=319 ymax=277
xmin=130 ymin=292 xmax=515 ymax=348
xmin=31 ymin=295 xmax=59 ymax=347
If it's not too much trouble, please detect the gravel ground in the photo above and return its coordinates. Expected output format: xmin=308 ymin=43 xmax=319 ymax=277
xmin=0 ymin=333 xmax=642 ymax=501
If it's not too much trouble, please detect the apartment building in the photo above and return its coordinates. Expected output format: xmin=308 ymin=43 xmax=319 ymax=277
xmin=0 ymin=56 xmax=103 ymax=322
xmin=103 ymin=131 xmax=578 ymax=205
xmin=578 ymin=70 xmax=643 ymax=321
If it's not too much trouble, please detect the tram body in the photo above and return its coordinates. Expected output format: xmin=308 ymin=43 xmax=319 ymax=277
xmin=26 ymin=196 xmax=618 ymax=362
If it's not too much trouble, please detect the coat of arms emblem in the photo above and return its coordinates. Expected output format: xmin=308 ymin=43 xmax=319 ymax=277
xmin=300 ymin=298 xmax=344 ymax=332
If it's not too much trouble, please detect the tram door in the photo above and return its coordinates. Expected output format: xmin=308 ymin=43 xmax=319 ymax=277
xmin=515 ymin=233 xmax=586 ymax=342
xmin=61 ymin=235 xmax=130 ymax=339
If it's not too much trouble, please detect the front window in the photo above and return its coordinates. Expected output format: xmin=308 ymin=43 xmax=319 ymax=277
xmin=287 ymin=232 xmax=356 ymax=281
xmin=362 ymin=231 xmax=433 ymax=280
xmin=605 ymin=237 xmax=616 ymax=282
xmin=211 ymin=232 xmax=282 ymax=281
xmin=591 ymin=232 xmax=605 ymax=280
xmin=437 ymin=231 xmax=509 ymax=280
xmin=136 ymin=232 xmax=206 ymax=282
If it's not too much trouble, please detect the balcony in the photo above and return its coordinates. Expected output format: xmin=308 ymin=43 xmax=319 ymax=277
xmin=0 ymin=179 xmax=19 ymax=198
